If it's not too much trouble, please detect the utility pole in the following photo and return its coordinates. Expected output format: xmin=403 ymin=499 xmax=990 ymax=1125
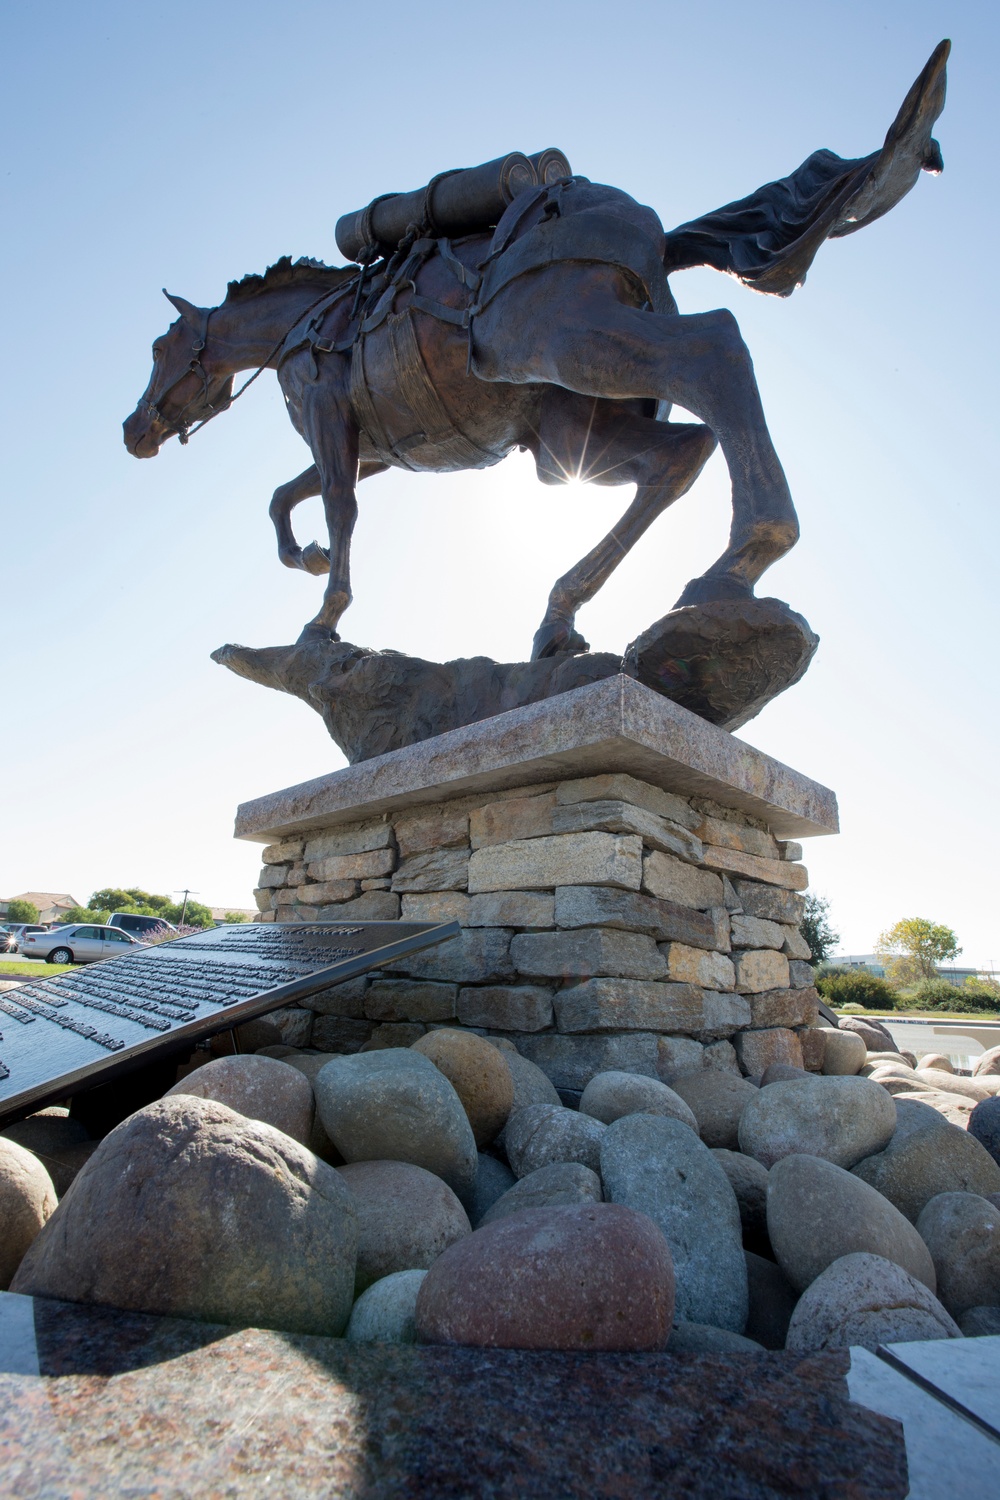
xmin=175 ymin=889 xmax=198 ymax=926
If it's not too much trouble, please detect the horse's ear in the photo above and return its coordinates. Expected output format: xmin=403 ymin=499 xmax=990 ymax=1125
xmin=163 ymin=290 xmax=204 ymax=326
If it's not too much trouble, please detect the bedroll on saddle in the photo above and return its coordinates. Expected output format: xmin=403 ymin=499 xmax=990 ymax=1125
xmin=335 ymin=149 xmax=572 ymax=263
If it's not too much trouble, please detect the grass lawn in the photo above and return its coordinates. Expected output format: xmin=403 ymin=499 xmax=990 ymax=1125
xmin=0 ymin=961 xmax=79 ymax=978
xmin=832 ymin=1006 xmax=1000 ymax=1023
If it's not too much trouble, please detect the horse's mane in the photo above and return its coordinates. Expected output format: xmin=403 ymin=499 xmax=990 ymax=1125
xmin=224 ymin=255 xmax=356 ymax=302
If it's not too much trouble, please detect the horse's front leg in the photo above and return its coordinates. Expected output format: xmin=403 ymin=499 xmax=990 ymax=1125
xmin=270 ymin=465 xmax=327 ymax=573
xmin=298 ymin=396 xmax=361 ymax=643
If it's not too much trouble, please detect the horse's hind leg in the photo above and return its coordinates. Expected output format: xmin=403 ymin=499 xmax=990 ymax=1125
xmin=527 ymin=391 xmax=716 ymax=658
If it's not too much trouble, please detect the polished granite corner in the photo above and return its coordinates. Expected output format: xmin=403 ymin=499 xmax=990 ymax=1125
xmin=0 ymin=1292 xmax=908 ymax=1499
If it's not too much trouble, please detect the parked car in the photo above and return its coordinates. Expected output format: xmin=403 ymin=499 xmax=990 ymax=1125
xmin=21 ymin=924 xmax=146 ymax=965
xmin=5 ymin=923 xmax=51 ymax=949
xmin=0 ymin=928 xmax=18 ymax=953
xmin=108 ymin=911 xmax=178 ymax=938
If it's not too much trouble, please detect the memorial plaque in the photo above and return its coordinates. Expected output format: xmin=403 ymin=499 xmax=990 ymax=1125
xmin=0 ymin=919 xmax=459 ymax=1127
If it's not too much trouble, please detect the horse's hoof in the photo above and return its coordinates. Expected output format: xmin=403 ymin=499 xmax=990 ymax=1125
xmin=296 ymin=623 xmax=340 ymax=646
xmin=531 ymin=620 xmax=591 ymax=660
xmin=673 ymin=576 xmax=754 ymax=609
xmin=300 ymin=541 xmax=331 ymax=575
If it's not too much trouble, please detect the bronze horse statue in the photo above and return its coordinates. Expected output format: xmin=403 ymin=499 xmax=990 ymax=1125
xmin=124 ymin=45 xmax=947 ymax=662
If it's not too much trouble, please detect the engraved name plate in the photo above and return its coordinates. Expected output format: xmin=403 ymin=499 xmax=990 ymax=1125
xmin=0 ymin=919 xmax=458 ymax=1126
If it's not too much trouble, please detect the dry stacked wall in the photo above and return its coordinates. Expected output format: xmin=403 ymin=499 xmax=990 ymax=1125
xmin=251 ymin=771 xmax=822 ymax=1092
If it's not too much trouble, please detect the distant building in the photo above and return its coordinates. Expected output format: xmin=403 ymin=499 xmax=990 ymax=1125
xmin=0 ymin=891 xmax=81 ymax=924
xmin=830 ymin=953 xmax=991 ymax=985
xmin=209 ymin=906 xmax=257 ymax=923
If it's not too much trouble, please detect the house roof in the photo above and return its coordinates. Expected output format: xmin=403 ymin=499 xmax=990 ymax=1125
xmin=4 ymin=892 xmax=81 ymax=910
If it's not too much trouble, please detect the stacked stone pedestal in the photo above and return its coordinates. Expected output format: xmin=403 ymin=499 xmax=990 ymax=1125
xmin=238 ymin=679 xmax=837 ymax=1092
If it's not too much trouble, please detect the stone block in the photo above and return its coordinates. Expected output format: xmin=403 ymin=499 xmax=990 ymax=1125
xmin=392 ymin=846 xmax=470 ymax=893
xmin=734 ymin=949 xmax=790 ymax=994
xmin=391 ymin=927 xmax=515 ymax=985
xmin=361 ymin=877 xmax=392 ymax=891
xmin=660 ymin=943 xmax=735 ymax=991
xmin=703 ymin=1039 xmax=741 ymax=1075
xmin=270 ymin=1006 xmax=314 ymax=1048
xmin=286 ymin=864 xmax=307 ymax=887
xmin=303 ymin=820 xmax=394 ymax=861
xmin=515 ymin=1031 xmax=662 ymax=1091
xmin=555 ymin=773 xmax=700 ymax=830
xmin=551 ymin=800 xmax=703 ymax=863
xmin=642 ymin=851 xmax=723 ymax=910
xmin=468 ymin=833 xmax=642 ymax=894
xmin=797 ymin=1027 xmax=827 ymax=1071
xmin=730 ymin=914 xmax=785 ymax=950
xmin=709 ymin=907 xmax=731 ymax=952
xmin=777 ymin=840 xmax=803 ymax=862
xmin=307 ymin=849 xmax=396 ymax=882
xmin=656 ymin=1036 xmax=705 ymax=1081
xmin=733 ymin=1028 xmax=803 ymax=1077
xmin=400 ymin=891 xmax=471 ymax=925
xmin=555 ymin=979 xmax=705 ymax=1034
xmin=362 ymin=1022 xmax=426 ymax=1050
xmin=694 ymin=816 xmax=779 ymax=861
xmin=311 ymin=1016 xmax=374 ymax=1052
xmin=780 ymin=925 xmax=812 ymax=960
xmin=401 ymin=890 xmax=554 ymax=928
xmin=457 ymin=986 xmax=555 ymax=1032
xmin=394 ymin=803 xmax=469 ymax=858
xmin=787 ymin=959 xmax=815 ymax=989
xmin=749 ymin=986 xmax=819 ymax=1029
xmin=295 ymin=880 xmax=360 ymax=906
xmin=306 ymin=976 xmax=370 ymax=1018
xmin=721 ymin=875 xmax=743 ymax=912
xmin=512 ymin=929 xmax=667 ymax=982
xmin=702 ymin=846 xmax=808 ymax=891
xmin=700 ymin=992 xmax=753 ymax=1036
xmin=253 ymin=888 xmax=274 ymax=912
xmin=470 ymin=793 xmax=557 ymax=849
xmin=364 ymin=980 xmax=458 ymax=1023
xmin=261 ymin=838 xmax=304 ymax=865
xmin=257 ymin=865 xmax=288 ymax=889
xmin=315 ymin=891 xmax=400 ymax=921
xmin=273 ymin=904 xmax=298 ymax=923
xmin=554 ymin=886 xmax=718 ymax=950
xmin=733 ymin=881 xmax=805 ymax=925
xmin=256 ymin=910 xmax=275 ymax=922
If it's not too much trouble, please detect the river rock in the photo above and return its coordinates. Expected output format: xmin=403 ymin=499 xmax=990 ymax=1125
xmin=969 ymin=1097 xmax=1000 ymax=1167
xmin=820 ymin=1029 xmax=866 ymax=1076
xmin=345 ymin=1269 xmax=427 ymax=1343
xmin=315 ymin=1049 xmax=477 ymax=1194
xmin=973 ymin=1044 xmax=1000 ymax=1077
xmin=461 ymin=1152 xmax=517 ymax=1224
xmin=839 ymin=1017 xmax=898 ymax=1053
xmin=501 ymin=1050 xmax=562 ymax=1113
xmin=29 ymin=1141 xmax=100 ymax=1198
xmin=915 ymin=1192 xmax=1000 ymax=1318
xmin=744 ymin=1250 xmax=798 ymax=1349
xmin=10 ymin=1096 xmax=358 ymax=1335
xmin=579 ymin=1071 xmax=697 ymax=1130
xmin=767 ymin=1153 xmax=936 ymax=1293
xmin=600 ymin=1114 xmax=747 ymax=1331
xmin=503 ymin=1104 xmax=606 ymax=1178
xmin=166 ymin=1054 xmax=314 ymax=1146
xmin=785 ymin=1252 xmax=962 ymax=1352
xmin=670 ymin=1071 xmax=758 ymax=1149
xmin=760 ymin=1063 xmax=811 ymax=1085
xmin=852 ymin=1099 xmax=1000 ymax=1222
xmin=895 ymin=1090 xmax=978 ymax=1129
xmin=337 ymin=1159 xmax=471 ymax=1291
xmin=738 ymin=1076 xmax=896 ymax=1170
xmin=911 ymin=1070 xmax=1000 ymax=1103
xmin=412 ymin=1030 xmax=514 ymax=1146
xmin=958 ymin=1305 xmax=1000 ymax=1336
xmin=710 ymin=1150 xmax=769 ymax=1238
xmin=668 ymin=1322 xmax=764 ymax=1353
xmin=917 ymin=1053 xmax=954 ymax=1073
xmin=1 ymin=1109 xmax=89 ymax=1156
xmin=480 ymin=1161 xmax=603 ymax=1226
xmin=0 ymin=1137 xmax=57 ymax=1288
xmin=414 ymin=1202 xmax=674 ymax=1351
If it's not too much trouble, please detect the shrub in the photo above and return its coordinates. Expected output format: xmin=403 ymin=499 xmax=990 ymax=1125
xmin=816 ymin=970 xmax=899 ymax=1009
xmin=5 ymin=899 xmax=39 ymax=924
xmin=964 ymin=975 xmax=1000 ymax=1004
xmin=906 ymin=978 xmax=999 ymax=1015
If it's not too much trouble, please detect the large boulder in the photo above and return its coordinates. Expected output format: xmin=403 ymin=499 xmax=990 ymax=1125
xmin=839 ymin=1017 xmax=898 ymax=1053
xmin=968 ymin=1097 xmax=1000 ymax=1168
xmin=915 ymin=1192 xmax=1000 ymax=1318
xmin=669 ymin=1072 xmax=759 ymax=1149
xmin=315 ymin=1049 xmax=477 ymax=1195
xmin=785 ymin=1253 xmax=962 ymax=1352
xmin=851 ymin=1099 xmax=1000 ymax=1222
xmin=337 ymin=1159 xmax=471 ymax=1291
xmin=668 ymin=1322 xmax=764 ymax=1354
xmin=820 ymin=1029 xmax=866 ymax=1076
xmin=917 ymin=1053 xmax=954 ymax=1073
xmin=345 ymin=1269 xmax=427 ymax=1343
xmin=973 ymin=1044 xmax=1000 ymax=1077
xmin=711 ymin=1150 xmax=769 ymax=1239
xmin=1 ymin=1108 xmax=89 ymax=1156
xmin=738 ymin=1077 xmax=896 ymax=1170
xmin=906 ymin=1070 xmax=1000 ymax=1103
xmin=959 ymin=1305 xmax=1000 ymax=1337
xmin=503 ymin=1104 xmax=606 ymax=1179
xmin=767 ymin=1153 xmax=936 ymax=1293
xmin=412 ymin=1030 xmax=514 ymax=1146
xmin=600 ymin=1115 xmax=747 ymax=1331
xmin=10 ymin=1096 xmax=358 ymax=1335
xmin=480 ymin=1162 xmax=602 ymax=1226
xmin=414 ymin=1203 xmax=674 ymax=1351
xmin=460 ymin=1152 xmax=517 ymax=1225
xmin=744 ymin=1250 xmax=798 ymax=1350
xmin=502 ymin=1050 xmax=562 ymax=1113
xmin=578 ymin=1071 xmax=697 ymax=1130
xmin=166 ymin=1054 xmax=314 ymax=1146
xmin=0 ymin=1137 xmax=57 ymax=1288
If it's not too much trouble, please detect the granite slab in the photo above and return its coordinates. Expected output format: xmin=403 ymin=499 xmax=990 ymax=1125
xmin=234 ymin=676 xmax=838 ymax=845
xmin=0 ymin=1293 xmax=904 ymax=1499
xmin=880 ymin=1335 xmax=1000 ymax=1436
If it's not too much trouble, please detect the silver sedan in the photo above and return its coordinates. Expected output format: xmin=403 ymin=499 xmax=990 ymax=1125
xmin=21 ymin=924 xmax=146 ymax=965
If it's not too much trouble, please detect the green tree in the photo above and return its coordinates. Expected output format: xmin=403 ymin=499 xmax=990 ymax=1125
xmin=800 ymin=893 xmax=839 ymax=963
xmin=161 ymin=899 xmax=215 ymax=929
xmin=222 ymin=912 xmax=248 ymax=923
xmin=876 ymin=918 xmax=961 ymax=985
xmin=59 ymin=906 xmax=110 ymax=925
xmin=90 ymin=889 xmax=138 ymax=914
xmin=5 ymin=898 xmax=39 ymax=924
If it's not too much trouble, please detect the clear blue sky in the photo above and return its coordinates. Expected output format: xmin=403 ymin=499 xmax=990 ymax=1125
xmin=2 ymin=2 xmax=997 ymax=962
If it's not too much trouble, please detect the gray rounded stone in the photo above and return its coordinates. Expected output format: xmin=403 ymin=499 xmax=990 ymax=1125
xmin=851 ymin=1099 xmax=1000 ymax=1222
xmin=0 ymin=1137 xmax=57 ymax=1288
xmin=839 ymin=1017 xmax=898 ymax=1053
xmin=909 ymin=1070 xmax=1000 ymax=1103
xmin=744 ymin=1250 xmax=798 ymax=1350
xmin=915 ymin=1192 xmax=1000 ymax=1318
xmin=958 ymin=1305 xmax=1000 ymax=1337
xmin=785 ymin=1252 xmax=962 ymax=1352
xmin=167 ymin=1054 xmax=314 ymax=1146
xmin=968 ymin=1097 xmax=1000 ymax=1167
xmin=315 ymin=1049 xmax=477 ymax=1195
xmin=345 ymin=1269 xmax=427 ymax=1343
xmin=10 ymin=1096 xmax=358 ymax=1336
xmin=668 ymin=1321 xmax=764 ymax=1353
xmin=670 ymin=1071 xmax=759 ymax=1149
xmin=480 ymin=1161 xmax=602 ymax=1226
xmin=579 ymin=1071 xmax=697 ymax=1131
xmin=973 ymin=1044 xmax=1000 ymax=1077
xmin=337 ymin=1159 xmax=471 ymax=1292
xmin=502 ymin=1052 xmax=562 ymax=1116
xmin=710 ymin=1149 xmax=769 ymax=1238
xmin=820 ymin=1029 xmax=866 ymax=1076
xmin=760 ymin=1064 xmax=811 ymax=1086
xmin=460 ymin=1152 xmax=518 ymax=1225
xmin=600 ymin=1114 xmax=747 ymax=1332
xmin=503 ymin=1104 xmax=606 ymax=1179
xmin=1 ymin=1109 xmax=89 ymax=1156
xmin=738 ymin=1077 xmax=897 ymax=1170
xmin=767 ymin=1153 xmax=937 ymax=1293
xmin=917 ymin=1053 xmax=954 ymax=1073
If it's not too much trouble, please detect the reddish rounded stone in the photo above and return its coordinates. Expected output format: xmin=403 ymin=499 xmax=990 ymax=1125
xmin=414 ymin=1202 xmax=674 ymax=1351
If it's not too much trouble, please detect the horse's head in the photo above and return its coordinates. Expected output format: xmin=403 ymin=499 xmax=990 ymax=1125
xmin=123 ymin=292 xmax=234 ymax=457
